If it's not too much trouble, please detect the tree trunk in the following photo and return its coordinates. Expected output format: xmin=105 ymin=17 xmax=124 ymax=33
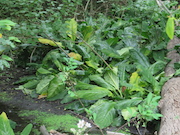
xmin=159 ymin=36 xmax=180 ymax=135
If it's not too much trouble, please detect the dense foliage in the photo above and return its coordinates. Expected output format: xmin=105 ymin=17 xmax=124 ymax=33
xmin=0 ymin=0 xmax=179 ymax=134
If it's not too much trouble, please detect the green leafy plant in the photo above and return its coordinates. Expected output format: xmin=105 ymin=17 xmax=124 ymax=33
xmin=0 ymin=112 xmax=32 ymax=135
xmin=122 ymin=93 xmax=163 ymax=128
xmin=0 ymin=20 xmax=20 ymax=70
xmin=11 ymin=0 xmax=180 ymax=133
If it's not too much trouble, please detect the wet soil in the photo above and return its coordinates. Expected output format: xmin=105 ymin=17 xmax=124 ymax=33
xmin=0 ymin=67 xmax=69 ymax=115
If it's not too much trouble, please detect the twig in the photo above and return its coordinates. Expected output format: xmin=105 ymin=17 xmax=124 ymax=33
xmin=30 ymin=46 xmax=37 ymax=63
xmin=84 ymin=0 xmax=91 ymax=13
xmin=155 ymin=0 xmax=172 ymax=15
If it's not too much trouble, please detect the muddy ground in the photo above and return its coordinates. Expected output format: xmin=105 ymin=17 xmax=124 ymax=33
xmin=0 ymin=67 xmax=70 ymax=115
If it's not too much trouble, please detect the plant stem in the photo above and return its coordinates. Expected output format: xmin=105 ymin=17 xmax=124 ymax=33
xmin=78 ymin=36 xmax=113 ymax=71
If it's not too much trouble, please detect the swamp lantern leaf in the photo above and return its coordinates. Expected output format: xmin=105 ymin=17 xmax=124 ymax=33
xmin=166 ymin=17 xmax=175 ymax=40
xmin=89 ymin=100 xmax=116 ymax=129
xmin=38 ymin=38 xmax=63 ymax=47
xmin=104 ymin=69 xmax=119 ymax=90
xmin=130 ymin=49 xmax=150 ymax=68
xmin=0 ymin=33 xmax=2 ymax=38
xmin=89 ymin=74 xmax=115 ymax=90
xmin=65 ymin=18 xmax=77 ymax=41
xmin=81 ymin=26 xmax=94 ymax=42
xmin=47 ymin=74 xmax=66 ymax=98
xmin=74 ymin=88 xmax=111 ymax=100
xmin=68 ymin=52 xmax=82 ymax=61
xmin=36 ymin=75 xmax=54 ymax=94
xmin=0 ymin=112 xmax=14 ymax=135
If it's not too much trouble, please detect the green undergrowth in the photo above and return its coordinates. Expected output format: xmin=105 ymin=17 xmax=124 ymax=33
xmin=19 ymin=110 xmax=79 ymax=133
xmin=0 ymin=91 xmax=12 ymax=102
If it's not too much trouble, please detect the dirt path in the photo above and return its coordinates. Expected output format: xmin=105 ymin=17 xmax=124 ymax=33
xmin=0 ymin=67 xmax=69 ymax=115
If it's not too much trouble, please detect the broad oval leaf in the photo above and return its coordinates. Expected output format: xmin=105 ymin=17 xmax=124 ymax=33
xmin=115 ymin=97 xmax=143 ymax=110
xmin=20 ymin=124 xmax=33 ymax=135
xmin=38 ymin=38 xmax=63 ymax=47
xmin=65 ymin=18 xmax=77 ymax=41
xmin=130 ymin=49 xmax=150 ymax=68
xmin=89 ymin=100 xmax=116 ymax=129
xmin=166 ymin=17 xmax=175 ymax=40
xmin=47 ymin=74 xmax=66 ymax=98
xmin=75 ymin=81 xmax=98 ymax=90
xmin=75 ymin=88 xmax=111 ymax=100
xmin=0 ymin=112 xmax=14 ymax=135
xmin=2 ymin=55 xmax=13 ymax=61
xmin=36 ymin=75 xmax=54 ymax=94
xmin=85 ymin=60 xmax=99 ymax=69
xmin=104 ymin=70 xmax=119 ymax=90
xmin=37 ymin=67 xmax=52 ymax=74
xmin=89 ymin=74 xmax=114 ymax=90
xmin=149 ymin=61 xmax=166 ymax=75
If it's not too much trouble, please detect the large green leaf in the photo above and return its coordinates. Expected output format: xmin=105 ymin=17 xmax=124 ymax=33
xmin=2 ymin=55 xmax=13 ymax=61
xmin=0 ymin=59 xmax=10 ymax=70
xmin=89 ymin=100 xmax=116 ymax=129
xmin=0 ymin=20 xmax=16 ymax=30
xmin=138 ymin=65 xmax=159 ymax=92
xmin=104 ymin=70 xmax=119 ymax=90
xmin=0 ymin=112 xmax=14 ymax=135
xmin=129 ymin=72 xmax=145 ymax=92
xmin=121 ymin=107 xmax=138 ymax=121
xmin=47 ymin=73 xmax=66 ymax=98
xmin=20 ymin=124 xmax=33 ymax=135
xmin=74 ymin=88 xmax=111 ymax=100
xmin=36 ymin=75 xmax=54 ymax=94
xmin=76 ymin=46 xmax=90 ymax=59
xmin=149 ymin=61 xmax=166 ymax=75
xmin=81 ymin=26 xmax=94 ymax=42
xmin=37 ymin=67 xmax=52 ymax=74
xmin=75 ymin=81 xmax=102 ymax=90
xmin=65 ymin=18 xmax=77 ymax=41
xmin=85 ymin=60 xmax=99 ymax=69
xmin=95 ymin=41 xmax=121 ymax=58
xmin=115 ymin=97 xmax=143 ymax=110
xmin=117 ymin=47 xmax=132 ymax=57
xmin=23 ymin=80 xmax=38 ymax=89
xmin=130 ymin=49 xmax=150 ymax=68
xmin=89 ymin=74 xmax=114 ymax=90
xmin=166 ymin=17 xmax=175 ymax=40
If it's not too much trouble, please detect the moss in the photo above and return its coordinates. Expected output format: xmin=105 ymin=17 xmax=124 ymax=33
xmin=19 ymin=110 xmax=79 ymax=133
xmin=0 ymin=91 xmax=12 ymax=102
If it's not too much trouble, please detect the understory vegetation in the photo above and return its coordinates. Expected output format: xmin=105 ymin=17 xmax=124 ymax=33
xmin=0 ymin=0 xmax=179 ymax=134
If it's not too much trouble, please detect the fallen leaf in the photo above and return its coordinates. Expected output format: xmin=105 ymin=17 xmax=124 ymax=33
xmin=68 ymin=52 xmax=82 ymax=61
xmin=38 ymin=94 xmax=47 ymax=99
